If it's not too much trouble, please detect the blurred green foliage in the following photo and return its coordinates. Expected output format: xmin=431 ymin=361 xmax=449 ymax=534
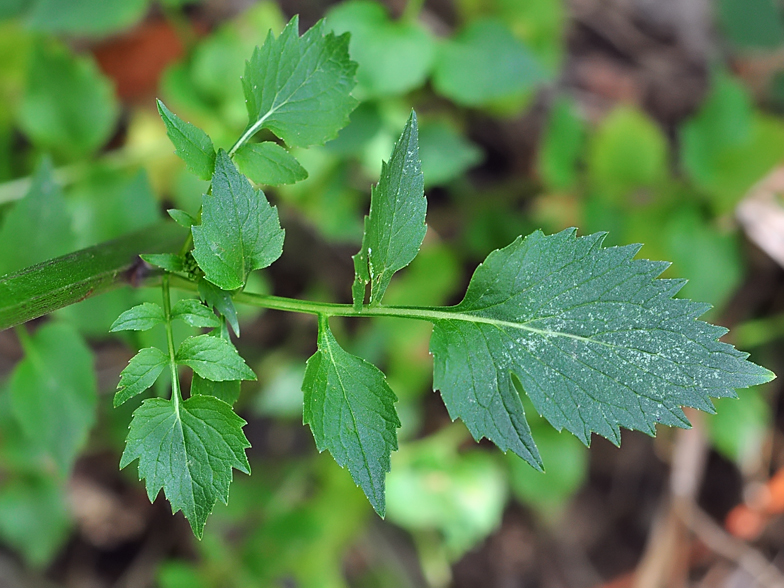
xmin=0 ymin=0 xmax=781 ymax=584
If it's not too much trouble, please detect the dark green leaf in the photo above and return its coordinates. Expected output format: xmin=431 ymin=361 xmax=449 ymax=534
xmin=353 ymin=111 xmax=426 ymax=308
xmin=120 ymin=395 xmax=250 ymax=537
xmin=18 ymin=42 xmax=118 ymax=156
xmin=233 ymin=142 xmax=308 ymax=186
xmin=198 ymin=278 xmax=240 ymax=336
xmin=157 ymin=99 xmax=216 ymax=181
xmin=191 ymin=375 xmax=241 ymax=405
xmin=114 ymin=347 xmax=168 ymax=407
xmin=171 ymin=299 xmax=220 ymax=328
xmin=302 ymin=318 xmax=399 ymax=515
xmin=433 ymin=18 xmax=548 ymax=107
xmin=9 ymin=323 xmax=97 ymax=475
xmin=168 ymin=209 xmax=197 ymax=228
xmin=0 ymin=158 xmax=75 ymax=275
xmin=0 ymin=222 xmax=186 ymax=330
xmin=109 ymin=303 xmax=165 ymax=332
xmin=192 ymin=150 xmax=285 ymax=290
xmin=430 ymin=229 xmax=774 ymax=472
xmin=176 ymin=334 xmax=256 ymax=382
xmin=141 ymin=253 xmax=186 ymax=273
xmin=241 ymin=16 xmax=358 ymax=148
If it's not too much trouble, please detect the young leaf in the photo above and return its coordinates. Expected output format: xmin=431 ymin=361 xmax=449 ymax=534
xmin=176 ymin=334 xmax=256 ymax=382
xmin=120 ymin=395 xmax=250 ymax=538
xmin=110 ymin=302 xmax=165 ymax=332
xmin=9 ymin=323 xmax=97 ymax=476
xmin=198 ymin=278 xmax=240 ymax=337
xmin=353 ymin=111 xmax=426 ymax=308
xmin=302 ymin=318 xmax=400 ymax=515
xmin=430 ymin=228 xmax=774 ymax=470
xmin=240 ymin=16 xmax=358 ymax=149
xmin=233 ymin=142 xmax=308 ymax=186
xmin=114 ymin=347 xmax=168 ymax=407
xmin=167 ymin=209 xmax=198 ymax=228
xmin=171 ymin=299 xmax=221 ymax=328
xmin=157 ymin=99 xmax=216 ymax=181
xmin=192 ymin=150 xmax=285 ymax=291
xmin=141 ymin=253 xmax=187 ymax=274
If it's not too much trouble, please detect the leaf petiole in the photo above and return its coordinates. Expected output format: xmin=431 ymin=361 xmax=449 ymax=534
xmin=162 ymin=275 xmax=182 ymax=409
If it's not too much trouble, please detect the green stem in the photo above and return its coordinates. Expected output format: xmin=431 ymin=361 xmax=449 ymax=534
xmin=162 ymin=275 xmax=182 ymax=410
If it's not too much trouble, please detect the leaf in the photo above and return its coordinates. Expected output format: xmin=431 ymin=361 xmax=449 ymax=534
xmin=233 ymin=142 xmax=308 ymax=186
xmin=433 ymin=18 xmax=548 ymax=107
xmin=27 ymin=0 xmax=149 ymax=36
xmin=326 ymin=0 xmax=436 ymax=99
xmin=18 ymin=42 xmax=118 ymax=156
xmin=418 ymin=119 xmax=483 ymax=187
xmin=120 ymin=395 xmax=250 ymax=538
xmin=302 ymin=318 xmax=399 ymax=515
xmin=171 ymin=299 xmax=220 ymax=328
xmin=0 ymin=222 xmax=186 ymax=330
xmin=0 ymin=158 xmax=76 ymax=275
xmin=429 ymin=229 xmax=774 ymax=470
xmin=191 ymin=375 xmax=241 ymax=406
xmin=141 ymin=253 xmax=187 ymax=274
xmin=168 ymin=209 xmax=197 ymax=228
xmin=192 ymin=150 xmax=285 ymax=291
xmin=353 ymin=111 xmax=426 ymax=308
xmin=241 ymin=16 xmax=358 ymax=148
xmin=110 ymin=303 xmax=165 ymax=332
xmin=176 ymin=334 xmax=256 ymax=382
xmin=114 ymin=347 xmax=168 ymax=407
xmin=9 ymin=323 xmax=97 ymax=475
xmin=157 ymin=99 xmax=216 ymax=181
xmin=198 ymin=278 xmax=239 ymax=336
xmin=538 ymin=97 xmax=585 ymax=191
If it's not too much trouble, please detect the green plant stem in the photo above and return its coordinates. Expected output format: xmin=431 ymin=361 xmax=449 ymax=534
xmin=162 ymin=275 xmax=182 ymax=410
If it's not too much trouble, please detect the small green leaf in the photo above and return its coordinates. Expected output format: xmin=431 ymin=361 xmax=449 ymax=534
xmin=0 ymin=158 xmax=75 ymax=275
xmin=538 ymin=97 xmax=585 ymax=191
xmin=141 ymin=253 xmax=187 ymax=274
xmin=433 ymin=18 xmax=548 ymax=107
xmin=167 ymin=209 xmax=198 ymax=228
xmin=9 ymin=323 xmax=97 ymax=475
xmin=176 ymin=334 xmax=256 ymax=382
xmin=198 ymin=278 xmax=240 ymax=336
xmin=191 ymin=375 xmax=241 ymax=405
xmin=233 ymin=142 xmax=308 ymax=186
xmin=27 ymin=0 xmax=148 ymax=36
xmin=303 ymin=318 xmax=400 ymax=515
xmin=18 ymin=42 xmax=118 ymax=156
xmin=241 ymin=16 xmax=358 ymax=148
xmin=353 ymin=111 xmax=426 ymax=308
xmin=171 ymin=299 xmax=220 ymax=328
xmin=110 ymin=303 xmax=165 ymax=332
xmin=120 ymin=395 xmax=250 ymax=538
xmin=114 ymin=347 xmax=168 ymax=407
xmin=157 ymin=99 xmax=216 ymax=181
xmin=419 ymin=120 xmax=483 ymax=187
xmin=192 ymin=150 xmax=285 ymax=290
xmin=430 ymin=229 xmax=774 ymax=471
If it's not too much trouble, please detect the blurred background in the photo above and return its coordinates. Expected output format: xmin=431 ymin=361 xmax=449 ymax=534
xmin=0 ymin=0 xmax=783 ymax=586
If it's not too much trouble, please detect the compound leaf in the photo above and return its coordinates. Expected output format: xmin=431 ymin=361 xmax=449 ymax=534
xmin=192 ymin=150 xmax=285 ymax=291
xmin=302 ymin=318 xmax=399 ymax=515
xmin=176 ymin=334 xmax=256 ymax=382
xmin=241 ymin=16 xmax=358 ymax=148
xmin=171 ymin=299 xmax=220 ymax=328
xmin=430 ymin=229 xmax=774 ymax=470
xmin=120 ymin=395 xmax=250 ymax=538
xmin=233 ymin=142 xmax=308 ymax=186
xmin=157 ymin=99 xmax=216 ymax=181
xmin=9 ymin=323 xmax=97 ymax=476
xmin=114 ymin=347 xmax=168 ymax=407
xmin=353 ymin=111 xmax=426 ymax=308
xmin=110 ymin=302 xmax=165 ymax=332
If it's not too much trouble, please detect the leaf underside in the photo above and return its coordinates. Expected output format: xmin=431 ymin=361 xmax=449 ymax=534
xmin=302 ymin=319 xmax=399 ymax=515
xmin=430 ymin=228 xmax=774 ymax=470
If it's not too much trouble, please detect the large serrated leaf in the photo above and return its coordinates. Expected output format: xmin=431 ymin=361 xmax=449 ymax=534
xmin=240 ymin=16 xmax=358 ymax=148
xmin=353 ymin=111 xmax=426 ymax=308
xmin=302 ymin=318 xmax=399 ymax=515
xmin=192 ymin=150 xmax=285 ymax=290
xmin=429 ymin=228 xmax=774 ymax=470
xmin=120 ymin=395 xmax=250 ymax=538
